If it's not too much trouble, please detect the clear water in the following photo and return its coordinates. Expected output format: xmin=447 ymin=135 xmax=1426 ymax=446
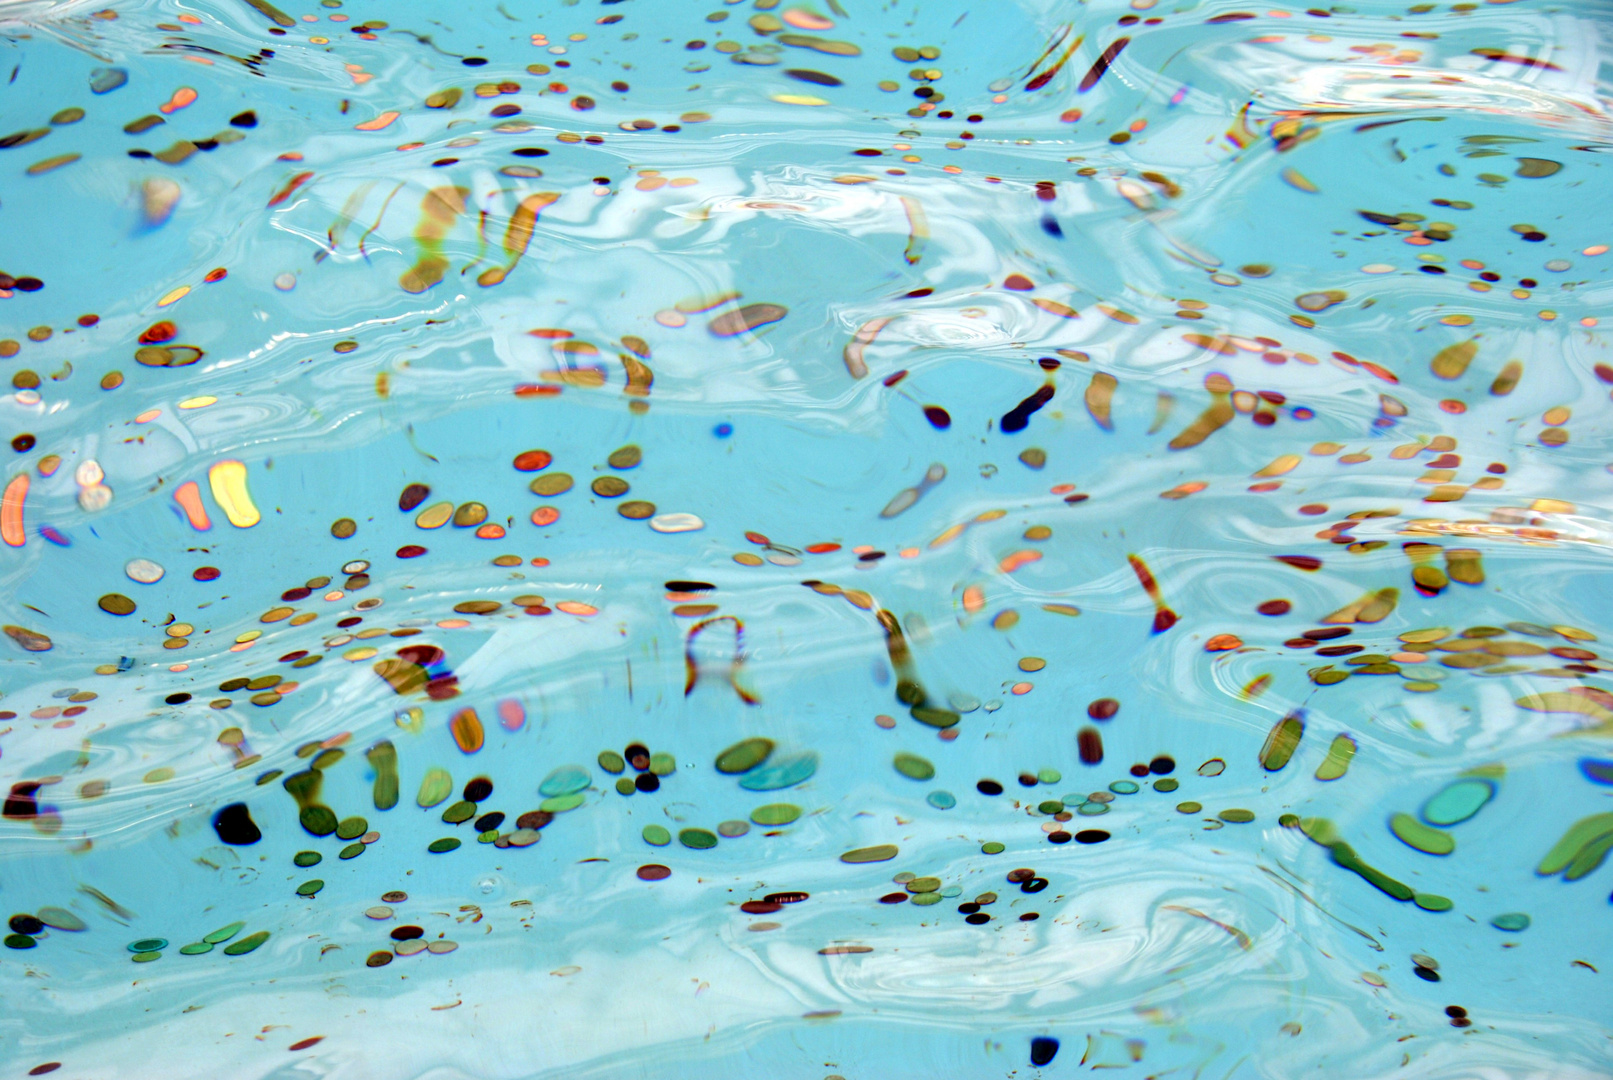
xmin=2 ymin=0 xmax=1612 ymax=1075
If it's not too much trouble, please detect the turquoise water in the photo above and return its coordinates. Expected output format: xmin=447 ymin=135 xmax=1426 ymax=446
xmin=2 ymin=0 xmax=1613 ymax=1075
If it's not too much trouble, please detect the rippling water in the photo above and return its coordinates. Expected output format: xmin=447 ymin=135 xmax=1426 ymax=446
xmin=2 ymin=0 xmax=1613 ymax=1075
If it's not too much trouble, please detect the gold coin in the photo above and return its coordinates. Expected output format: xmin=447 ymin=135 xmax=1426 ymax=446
xmin=530 ymin=473 xmax=573 ymax=496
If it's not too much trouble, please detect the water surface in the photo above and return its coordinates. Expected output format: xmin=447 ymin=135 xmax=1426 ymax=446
xmin=1 ymin=0 xmax=1612 ymax=1076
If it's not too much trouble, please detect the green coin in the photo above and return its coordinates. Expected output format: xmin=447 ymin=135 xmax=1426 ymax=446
xmin=615 ymin=777 xmax=636 ymax=795
xmin=36 ymin=907 xmax=85 ymax=932
xmin=339 ymin=842 xmax=366 ymax=860
xmin=293 ymin=851 xmax=322 ymax=867
xmin=643 ymin=824 xmax=671 ymax=846
xmin=841 ymin=844 xmax=898 ymax=863
xmin=128 ymin=938 xmax=167 ymax=953
xmin=336 ymin=816 xmax=369 ymax=840
xmin=540 ymin=792 xmax=586 ymax=813
xmin=750 ymin=803 xmax=801 ymax=826
xmin=203 ymin=922 xmax=244 ymax=944
xmin=296 ymin=879 xmax=324 ymax=897
xmin=223 ymin=930 xmax=270 ymax=955
xmin=1153 ymin=778 xmax=1179 ymax=793
xmin=911 ymin=891 xmax=942 ymax=906
xmin=1492 ymin=912 xmax=1531 ymax=931
xmin=1313 ymin=669 xmax=1349 ymax=685
xmin=678 ymin=828 xmax=718 ymax=849
xmin=4 ymin=934 xmax=36 ymax=949
xmin=1036 ymin=800 xmax=1064 ymax=815
xmin=428 ymin=837 xmax=461 ymax=853
xmin=1037 ymin=768 xmax=1062 ymax=785
xmin=179 ymin=942 xmax=214 ymax=955
xmin=715 ymin=737 xmax=774 ymax=774
xmin=591 ymin=476 xmax=629 ymax=498
xmin=598 ymin=750 xmax=626 ymax=774
xmin=1176 ymin=802 xmax=1202 ymax=814
xmin=416 ymin=766 xmax=453 ymax=808
xmin=907 ymin=876 xmax=941 ymax=894
xmin=441 ymin=800 xmax=477 ymax=824
xmin=299 ymin=805 xmax=338 ymax=836
xmin=1390 ymin=812 xmax=1455 ymax=855
xmin=981 ymin=842 xmax=1004 ymax=854
xmin=131 ymin=951 xmax=162 ymax=963
xmin=648 ymin=752 xmax=676 ymax=776
xmin=893 ymin=752 xmax=935 ymax=781
xmin=1218 ymin=808 xmax=1255 ymax=823
xmin=478 ymin=829 xmax=499 ymax=843
xmin=909 ymin=705 xmax=959 ymax=728
xmin=1414 ymin=892 xmax=1454 ymax=912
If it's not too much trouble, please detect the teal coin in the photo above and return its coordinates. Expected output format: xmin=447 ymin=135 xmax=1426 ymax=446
xmin=1492 ymin=912 xmax=1531 ymax=932
xmin=428 ymin=837 xmax=461 ymax=853
xmin=1421 ymin=778 xmax=1495 ymax=826
xmin=927 ymin=790 xmax=956 ymax=810
xmin=1078 ymin=801 xmax=1110 ymax=816
xmin=739 ymin=751 xmax=819 ymax=791
xmin=128 ymin=938 xmax=167 ymax=953
xmin=539 ymin=765 xmax=590 ymax=797
xmin=1108 ymin=780 xmax=1139 ymax=795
